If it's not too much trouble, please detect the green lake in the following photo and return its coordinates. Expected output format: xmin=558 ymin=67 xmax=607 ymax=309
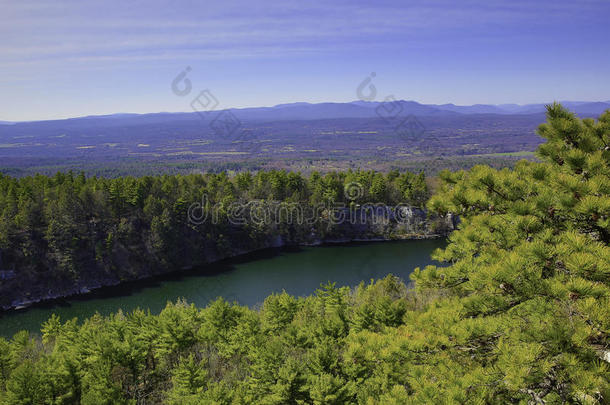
xmin=0 ymin=239 xmax=445 ymax=337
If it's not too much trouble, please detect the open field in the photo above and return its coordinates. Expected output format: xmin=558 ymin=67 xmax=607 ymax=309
xmin=0 ymin=112 xmax=545 ymax=176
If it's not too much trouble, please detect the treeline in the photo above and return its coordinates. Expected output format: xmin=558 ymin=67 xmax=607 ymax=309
xmin=0 ymin=159 xmax=270 ymax=179
xmin=0 ymin=105 xmax=607 ymax=403
xmin=0 ymin=276 xmax=437 ymax=404
xmin=0 ymin=169 xmax=429 ymax=309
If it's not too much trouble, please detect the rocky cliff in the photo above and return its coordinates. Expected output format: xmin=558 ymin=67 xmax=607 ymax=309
xmin=0 ymin=207 xmax=455 ymax=311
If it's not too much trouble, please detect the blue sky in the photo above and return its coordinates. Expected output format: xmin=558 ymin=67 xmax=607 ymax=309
xmin=2 ymin=0 xmax=609 ymax=121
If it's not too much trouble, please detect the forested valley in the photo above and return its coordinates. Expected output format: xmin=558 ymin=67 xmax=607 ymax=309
xmin=0 ymin=169 xmax=433 ymax=310
xmin=0 ymin=105 xmax=608 ymax=403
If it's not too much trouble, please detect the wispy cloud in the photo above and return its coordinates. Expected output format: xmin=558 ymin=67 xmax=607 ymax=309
xmin=1 ymin=0 xmax=608 ymax=120
xmin=3 ymin=0 xmax=605 ymax=66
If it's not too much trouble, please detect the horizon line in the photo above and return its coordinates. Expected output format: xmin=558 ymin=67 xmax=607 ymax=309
xmin=2 ymin=98 xmax=609 ymax=123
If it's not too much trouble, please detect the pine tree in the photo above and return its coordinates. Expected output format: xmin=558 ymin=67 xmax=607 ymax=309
xmin=413 ymin=104 xmax=610 ymax=402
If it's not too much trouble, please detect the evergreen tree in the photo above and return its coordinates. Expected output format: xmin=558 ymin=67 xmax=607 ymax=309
xmin=0 ymin=105 xmax=606 ymax=403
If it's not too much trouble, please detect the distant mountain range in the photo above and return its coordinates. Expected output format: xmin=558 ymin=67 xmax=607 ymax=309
xmin=3 ymin=99 xmax=608 ymax=174
xmin=196 ymin=100 xmax=610 ymax=121
xmin=4 ymin=100 xmax=610 ymax=124
xmin=229 ymin=100 xmax=609 ymax=120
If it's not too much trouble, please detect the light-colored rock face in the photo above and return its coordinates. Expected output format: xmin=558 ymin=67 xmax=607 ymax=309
xmin=1 ymin=205 xmax=455 ymax=310
xmin=325 ymin=206 xmax=455 ymax=239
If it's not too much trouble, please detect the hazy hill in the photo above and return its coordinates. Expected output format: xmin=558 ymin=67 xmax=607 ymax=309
xmin=3 ymin=100 xmax=608 ymax=125
xmin=1 ymin=100 xmax=607 ymax=175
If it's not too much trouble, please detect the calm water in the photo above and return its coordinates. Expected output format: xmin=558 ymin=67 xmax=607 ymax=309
xmin=0 ymin=239 xmax=445 ymax=337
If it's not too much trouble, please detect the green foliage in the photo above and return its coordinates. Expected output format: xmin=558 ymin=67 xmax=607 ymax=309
xmin=0 ymin=277 xmax=418 ymax=404
xmin=168 ymin=354 xmax=207 ymax=404
xmin=415 ymin=104 xmax=610 ymax=402
xmin=0 ymin=169 xmax=429 ymax=309
xmin=0 ymin=105 xmax=608 ymax=403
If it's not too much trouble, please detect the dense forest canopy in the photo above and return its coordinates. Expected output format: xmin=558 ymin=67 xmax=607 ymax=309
xmin=0 ymin=168 xmax=431 ymax=310
xmin=0 ymin=105 xmax=608 ymax=403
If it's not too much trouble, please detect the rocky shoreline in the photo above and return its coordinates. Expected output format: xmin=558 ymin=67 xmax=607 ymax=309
xmin=1 ymin=207 xmax=456 ymax=312
xmin=3 ymin=234 xmax=446 ymax=312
